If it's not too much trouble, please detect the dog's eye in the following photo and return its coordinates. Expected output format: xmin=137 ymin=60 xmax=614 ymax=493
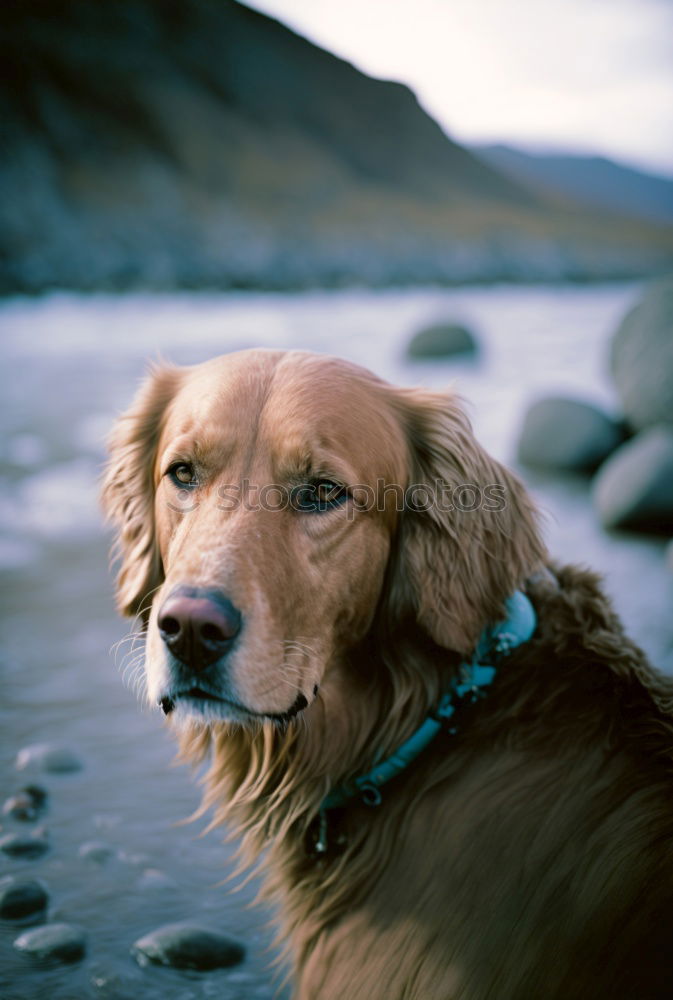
xmin=167 ymin=462 xmax=197 ymax=487
xmin=293 ymin=480 xmax=347 ymax=513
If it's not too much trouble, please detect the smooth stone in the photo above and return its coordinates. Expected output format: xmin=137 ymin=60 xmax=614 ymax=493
xmin=593 ymin=427 xmax=673 ymax=531
xmin=79 ymin=841 xmax=115 ymax=864
xmin=611 ymin=277 xmax=673 ymax=431
xmin=0 ymin=877 xmax=49 ymax=920
xmin=407 ymin=322 xmax=477 ymax=359
xmin=16 ymin=742 xmax=83 ymax=773
xmin=0 ymin=830 xmax=49 ymax=859
xmin=14 ymin=922 xmax=86 ymax=963
xmin=3 ymin=785 xmax=48 ymax=822
xmin=517 ymin=396 xmax=624 ymax=472
xmin=132 ymin=921 xmax=245 ymax=970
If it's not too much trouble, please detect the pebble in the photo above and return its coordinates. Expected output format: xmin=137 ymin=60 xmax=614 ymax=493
xmin=132 ymin=921 xmax=246 ymax=970
xmin=79 ymin=841 xmax=115 ymax=864
xmin=2 ymin=784 xmax=48 ymax=821
xmin=0 ymin=877 xmax=49 ymax=920
xmin=136 ymin=867 xmax=176 ymax=890
xmin=0 ymin=829 xmax=49 ymax=859
xmin=16 ymin=742 xmax=83 ymax=774
xmin=14 ymin=922 xmax=86 ymax=963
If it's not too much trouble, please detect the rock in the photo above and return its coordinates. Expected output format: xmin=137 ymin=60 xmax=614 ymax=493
xmin=593 ymin=427 xmax=673 ymax=531
xmin=407 ymin=322 xmax=477 ymax=359
xmin=517 ymin=396 xmax=624 ymax=472
xmin=132 ymin=922 xmax=245 ymax=971
xmin=0 ymin=830 xmax=49 ymax=859
xmin=16 ymin=742 xmax=83 ymax=774
xmin=0 ymin=877 xmax=49 ymax=920
xmin=14 ymin=922 xmax=86 ymax=963
xmin=611 ymin=278 xmax=673 ymax=431
xmin=3 ymin=785 xmax=48 ymax=822
xmin=79 ymin=841 xmax=115 ymax=864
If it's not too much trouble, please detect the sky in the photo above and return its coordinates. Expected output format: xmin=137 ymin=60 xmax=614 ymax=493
xmin=246 ymin=0 xmax=673 ymax=177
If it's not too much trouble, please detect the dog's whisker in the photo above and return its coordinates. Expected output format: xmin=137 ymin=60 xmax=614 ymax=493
xmin=282 ymin=638 xmax=319 ymax=657
xmin=111 ymin=630 xmax=148 ymax=676
xmin=132 ymin=583 xmax=165 ymax=622
xmin=254 ymin=669 xmax=305 ymax=703
xmin=119 ymin=651 xmax=147 ymax=692
xmin=119 ymin=650 xmax=143 ymax=673
xmin=110 ymin=633 xmax=137 ymax=655
xmin=123 ymin=669 xmax=144 ymax=693
xmin=110 ymin=631 xmax=145 ymax=663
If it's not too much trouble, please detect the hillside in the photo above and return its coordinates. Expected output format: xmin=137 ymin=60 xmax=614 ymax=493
xmin=1 ymin=0 xmax=672 ymax=292
xmin=474 ymin=144 xmax=673 ymax=225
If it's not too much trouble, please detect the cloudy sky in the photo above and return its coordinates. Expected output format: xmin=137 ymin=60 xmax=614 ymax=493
xmin=247 ymin=0 xmax=673 ymax=177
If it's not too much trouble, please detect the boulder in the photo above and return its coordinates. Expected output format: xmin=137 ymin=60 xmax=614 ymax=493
xmin=407 ymin=322 xmax=477 ymax=359
xmin=611 ymin=278 xmax=673 ymax=431
xmin=517 ymin=396 xmax=624 ymax=472
xmin=593 ymin=427 xmax=673 ymax=531
xmin=132 ymin=922 xmax=245 ymax=971
xmin=14 ymin=923 xmax=85 ymax=963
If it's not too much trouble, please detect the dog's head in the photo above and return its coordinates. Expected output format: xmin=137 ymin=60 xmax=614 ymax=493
xmin=102 ymin=349 xmax=544 ymax=726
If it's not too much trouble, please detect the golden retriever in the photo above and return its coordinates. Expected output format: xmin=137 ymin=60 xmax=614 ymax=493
xmin=102 ymin=349 xmax=673 ymax=999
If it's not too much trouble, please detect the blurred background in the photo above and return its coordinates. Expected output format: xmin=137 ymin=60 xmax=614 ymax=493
xmin=1 ymin=1 xmax=672 ymax=998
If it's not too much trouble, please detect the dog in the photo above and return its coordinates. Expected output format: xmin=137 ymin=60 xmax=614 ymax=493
xmin=102 ymin=349 xmax=673 ymax=999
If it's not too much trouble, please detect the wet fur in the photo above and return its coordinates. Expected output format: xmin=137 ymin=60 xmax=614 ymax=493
xmin=102 ymin=350 xmax=673 ymax=999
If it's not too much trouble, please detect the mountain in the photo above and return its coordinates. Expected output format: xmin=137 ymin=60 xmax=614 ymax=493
xmin=1 ymin=0 xmax=672 ymax=293
xmin=474 ymin=145 xmax=673 ymax=225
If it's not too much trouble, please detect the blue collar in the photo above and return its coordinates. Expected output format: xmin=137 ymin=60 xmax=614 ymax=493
xmin=321 ymin=591 xmax=536 ymax=815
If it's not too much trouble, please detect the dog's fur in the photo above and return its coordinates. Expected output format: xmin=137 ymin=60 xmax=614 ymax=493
xmin=102 ymin=349 xmax=673 ymax=999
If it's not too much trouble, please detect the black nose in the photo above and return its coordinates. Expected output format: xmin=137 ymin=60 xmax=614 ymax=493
xmin=157 ymin=586 xmax=241 ymax=671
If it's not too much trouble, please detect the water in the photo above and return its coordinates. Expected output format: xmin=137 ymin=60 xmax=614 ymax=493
xmin=1 ymin=283 xmax=672 ymax=999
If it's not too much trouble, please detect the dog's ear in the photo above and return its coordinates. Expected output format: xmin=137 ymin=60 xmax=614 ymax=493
xmin=101 ymin=364 xmax=183 ymax=618
xmin=386 ymin=388 xmax=546 ymax=654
